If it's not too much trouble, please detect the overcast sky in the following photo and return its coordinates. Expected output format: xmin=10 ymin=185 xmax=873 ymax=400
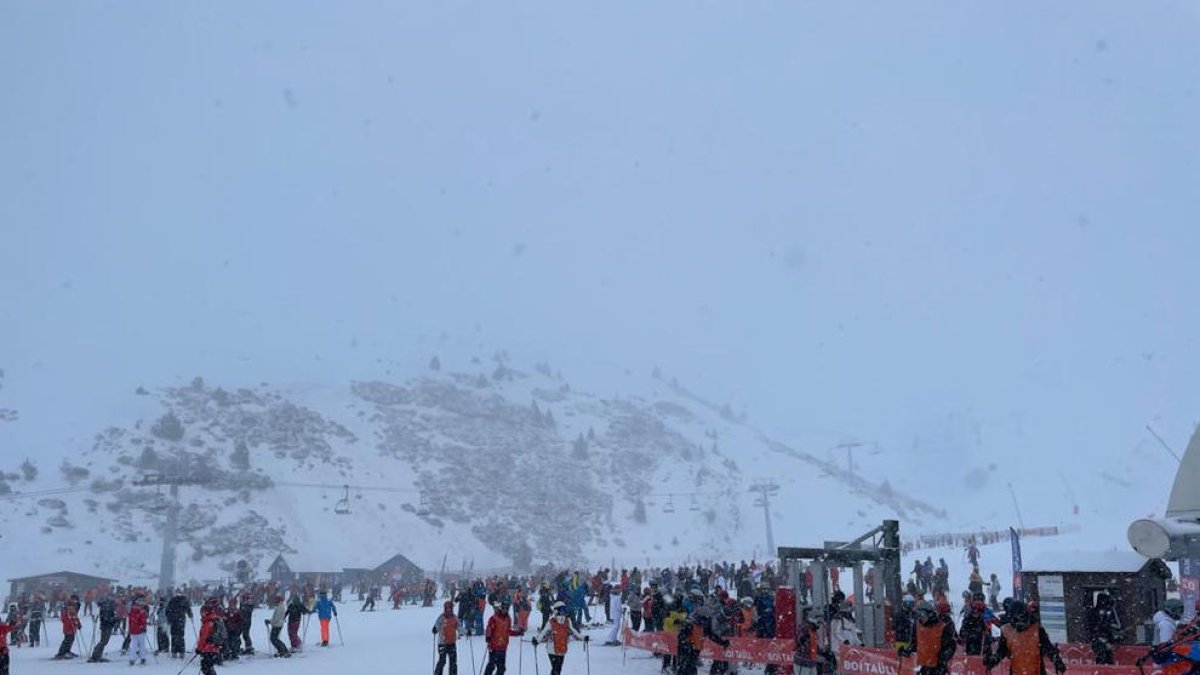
xmin=2 ymin=2 xmax=1198 ymax=497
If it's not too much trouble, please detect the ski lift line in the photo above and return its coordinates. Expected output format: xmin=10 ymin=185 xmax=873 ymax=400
xmin=0 ymin=486 xmax=93 ymax=501
xmin=272 ymin=480 xmax=421 ymax=494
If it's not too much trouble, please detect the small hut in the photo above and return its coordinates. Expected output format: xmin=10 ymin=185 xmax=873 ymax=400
xmin=1021 ymin=550 xmax=1171 ymax=644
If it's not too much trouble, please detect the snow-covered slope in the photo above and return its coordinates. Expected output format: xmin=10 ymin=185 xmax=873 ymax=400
xmin=0 ymin=357 xmax=970 ymax=584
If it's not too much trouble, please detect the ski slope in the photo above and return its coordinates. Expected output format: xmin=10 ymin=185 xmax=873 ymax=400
xmin=7 ymin=604 xmax=641 ymax=675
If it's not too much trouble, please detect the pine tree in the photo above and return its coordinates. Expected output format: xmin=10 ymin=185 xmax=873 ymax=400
xmin=429 ymin=356 xmax=441 ymax=371
xmin=230 ymin=441 xmax=250 ymax=471
xmin=633 ymin=499 xmax=647 ymax=524
xmin=20 ymin=459 xmax=36 ymax=481
xmin=150 ymin=411 xmax=184 ymax=442
xmin=572 ymin=434 xmax=589 ymax=460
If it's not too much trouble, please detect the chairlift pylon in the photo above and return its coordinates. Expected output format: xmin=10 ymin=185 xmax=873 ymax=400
xmin=334 ymin=484 xmax=351 ymax=515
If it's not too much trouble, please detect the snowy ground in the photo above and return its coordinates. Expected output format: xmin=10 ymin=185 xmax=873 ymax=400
xmin=9 ymin=605 xmax=658 ymax=675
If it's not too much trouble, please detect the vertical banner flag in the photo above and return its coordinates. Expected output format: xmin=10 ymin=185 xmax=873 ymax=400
xmin=1011 ymin=527 xmax=1024 ymax=601
xmin=1182 ymin=558 xmax=1200 ymax=622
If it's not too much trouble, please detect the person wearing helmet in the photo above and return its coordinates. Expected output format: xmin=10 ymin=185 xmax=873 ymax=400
xmin=195 ymin=604 xmax=222 ymax=675
xmin=793 ymin=608 xmax=819 ymax=675
xmin=893 ymin=595 xmax=917 ymax=654
xmin=986 ymin=602 xmax=1066 ymax=675
xmin=531 ymin=602 xmax=586 ymax=675
xmin=901 ymin=602 xmax=957 ymax=675
xmin=314 ymin=590 xmax=337 ymax=648
xmin=432 ymin=601 xmax=460 ymax=675
xmin=959 ymin=593 xmax=996 ymax=656
xmin=265 ymin=595 xmax=290 ymax=658
xmin=1154 ymin=599 xmax=1184 ymax=644
xmin=676 ymin=612 xmax=731 ymax=675
xmin=1084 ymin=593 xmax=1119 ymax=665
xmin=482 ymin=601 xmax=513 ymax=675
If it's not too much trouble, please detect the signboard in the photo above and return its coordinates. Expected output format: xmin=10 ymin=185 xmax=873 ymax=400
xmin=1181 ymin=558 xmax=1199 ymax=622
xmin=1011 ymin=527 xmax=1025 ymax=600
xmin=1038 ymin=574 xmax=1069 ymax=644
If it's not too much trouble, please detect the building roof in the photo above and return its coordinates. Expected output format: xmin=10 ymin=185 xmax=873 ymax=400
xmin=7 ymin=570 xmax=119 ymax=583
xmin=1022 ymin=550 xmax=1162 ymax=574
xmin=372 ymin=553 xmax=423 ymax=575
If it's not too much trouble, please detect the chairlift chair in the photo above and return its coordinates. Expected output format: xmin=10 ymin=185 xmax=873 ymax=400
xmin=663 ymin=495 xmax=676 ymax=514
xmin=334 ymin=484 xmax=352 ymax=515
xmin=416 ymin=495 xmax=431 ymax=517
xmin=689 ymin=495 xmax=700 ymax=512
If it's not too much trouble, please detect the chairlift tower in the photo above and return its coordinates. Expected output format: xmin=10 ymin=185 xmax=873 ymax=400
xmin=749 ymin=480 xmax=780 ymax=555
xmin=133 ymin=473 xmax=211 ymax=592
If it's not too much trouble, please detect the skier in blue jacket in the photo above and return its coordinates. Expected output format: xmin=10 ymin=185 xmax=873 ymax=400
xmin=314 ymin=592 xmax=337 ymax=647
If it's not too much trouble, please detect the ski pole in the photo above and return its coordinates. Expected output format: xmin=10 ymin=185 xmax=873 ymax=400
xmin=585 ymin=637 xmax=591 ymax=675
xmin=334 ymin=614 xmax=344 ymax=646
xmin=533 ymin=642 xmax=539 ymax=675
xmin=519 ymin=637 xmax=523 ymax=675
xmin=468 ymin=634 xmax=477 ymax=675
xmin=173 ymin=652 xmax=198 ymax=675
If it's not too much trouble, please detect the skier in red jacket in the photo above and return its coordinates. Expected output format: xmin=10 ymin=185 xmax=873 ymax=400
xmin=54 ymin=597 xmax=82 ymax=659
xmin=0 ymin=618 xmax=12 ymax=675
xmin=127 ymin=598 xmax=150 ymax=666
xmin=483 ymin=601 xmax=513 ymax=675
xmin=196 ymin=604 xmax=222 ymax=675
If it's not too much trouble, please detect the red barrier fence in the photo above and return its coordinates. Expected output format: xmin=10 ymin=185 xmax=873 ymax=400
xmin=622 ymin=627 xmax=1158 ymax=675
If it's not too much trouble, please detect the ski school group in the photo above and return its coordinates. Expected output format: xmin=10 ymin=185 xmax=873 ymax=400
xmin=0 ymin=584 xmax=345 ymax=675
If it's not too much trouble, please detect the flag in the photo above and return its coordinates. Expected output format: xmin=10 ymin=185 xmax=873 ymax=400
xmin=1010 ymin=527 xmax=1024 ymax=601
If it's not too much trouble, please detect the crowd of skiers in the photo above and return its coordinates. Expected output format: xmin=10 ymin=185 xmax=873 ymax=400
xmin=0 ymin=581 xmax=356 ymax=675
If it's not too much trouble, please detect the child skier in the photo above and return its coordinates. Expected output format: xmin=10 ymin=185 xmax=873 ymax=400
xmin=432 ymin=601 xmax=461 ymax=675
xmin=314 ymin=591 xmax=337 ymax=647
xmin=532 ymin=602 xmax=588 ymax=675
xmin=483 ymin=601 xmax=513 ymax=675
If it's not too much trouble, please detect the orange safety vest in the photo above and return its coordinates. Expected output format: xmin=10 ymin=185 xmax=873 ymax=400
xmin=439 ymin=615 xmax=459 ymax=645
xmin=551 ymin=619 xmax=571 ymax=654
xmin=916 ymin=622 xmax=943 ymax=667
xmin=687 ymin=623 xmax=706 ymax=651
xmin=1001 ymin=623 xmax=1043 ymax=675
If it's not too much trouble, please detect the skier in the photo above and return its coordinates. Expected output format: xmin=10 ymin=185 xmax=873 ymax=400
xmin=265 ymin=595 xmax=291 ymax=658
xmin=893 ymin=595 xmax=916 ymax=652
xmin=988 ymin=574 xmax=1003 ymax=611
xmin=432 ymin=601 xmax=460 ymax=675
xmin=238 ymin=591 xmax=255 ymax=655
xmin=959 ymin=593 xmax=995 ymax=656
xmin=986 ymin=602 xmax=1066 ymax=675
xmin=626 ymin=588 xmax=644 ymax=632
xmin=794 ymin=609 xmax=824 ymax=675
xmin=532 ymin=601 xmax=587 ymax=675
xmin=0 ymin=615 xmax=12 ymax=675
xmin=361 ymin=585 xmax=378 ymax=612
xmin=196 ymin=603 xmax=221 ymax=675
xmin=432 ymin=598 xmax=458 ymax=672
xmin=901 ymin=601 xmax=956 ymax=675
xmin=127 ymin=597 xmax=150 ymax=666
xmin=314 ymin=590 xmax=337 ymax=647
xmin=603 ymin=591 xmax=622 ymax=646
xmin=483 ymin=601 xmax=513 ymax=675
xmin=28 ymin=596 xmax=44 ymax=648
xmin=54 ymin=596 xmax=82 ymax=659
xmin=285 ymin=593 xmax=309 ymax=651
xmin=676 ymin=613 xmax=731 ymax=675
xmin=165 ymin=589 xmax=192 ymax=658
xmin=89 ymin=593 xmax=119 ymax=662
xmin=1155 ymin=599 xmax=1184 ymax=645
xmin=1085 ymin=593 xmax=1120 ymax=665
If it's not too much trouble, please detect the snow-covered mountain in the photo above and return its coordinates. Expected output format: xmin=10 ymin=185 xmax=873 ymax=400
xmin=0 ymin=356 xmax=964 ymax=584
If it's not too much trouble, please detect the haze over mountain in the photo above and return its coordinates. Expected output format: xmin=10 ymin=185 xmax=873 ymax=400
xmin=2 ymin=1 xmax=1198 ymax=575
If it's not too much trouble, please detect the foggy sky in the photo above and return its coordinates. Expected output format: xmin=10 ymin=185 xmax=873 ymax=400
xmin=2 ymin=1 xmax=1199 ymax=497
